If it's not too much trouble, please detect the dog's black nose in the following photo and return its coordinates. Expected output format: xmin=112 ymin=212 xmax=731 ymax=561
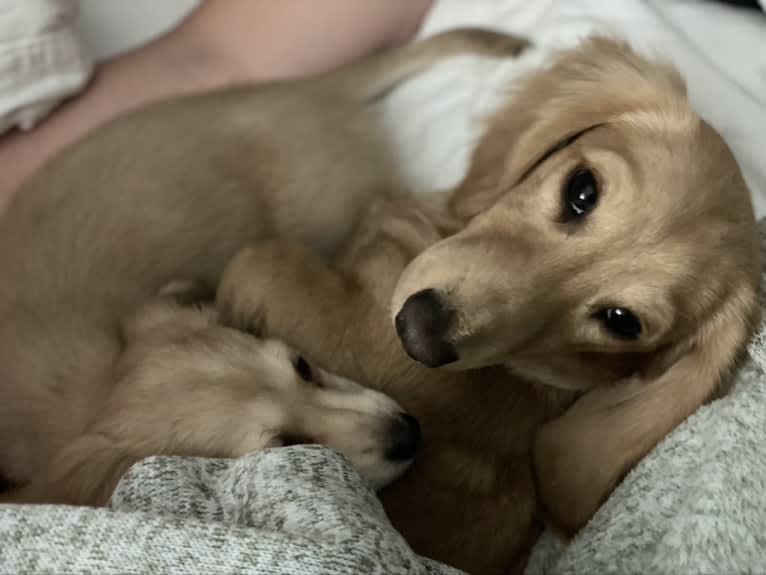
xmin=395 ymin=289 xmax=458 ymax=367
xmin=385 ymin=413 xmax=422 ymax=461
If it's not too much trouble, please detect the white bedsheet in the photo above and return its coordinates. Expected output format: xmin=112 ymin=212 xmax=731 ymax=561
xmin=0 ymin=0 xmax=92 ymax=134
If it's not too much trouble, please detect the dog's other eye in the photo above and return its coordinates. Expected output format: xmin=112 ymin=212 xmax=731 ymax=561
xmin=294 ymin=356 xmax=314 ymax=383
xmin=597 ymin=307 xmax=642 ymax=340
xmin=563 ymin=169 xmax=599 ymax=220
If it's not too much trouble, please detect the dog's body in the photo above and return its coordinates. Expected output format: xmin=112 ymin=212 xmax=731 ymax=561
xmin=216 ymin=38 xmax=761 ymax=575
xmin=0 ymin=29 xmax=527 ymax=488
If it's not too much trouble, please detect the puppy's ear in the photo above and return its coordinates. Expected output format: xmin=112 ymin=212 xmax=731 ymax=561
xmin=449 ymin=37 xmax=688 ymax=220
xmin=534 ymin=284 xmax=760 ymax=535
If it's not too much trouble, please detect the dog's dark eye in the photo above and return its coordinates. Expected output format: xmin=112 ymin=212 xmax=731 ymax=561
xmin=597 ymin=307 xmax=642 ymax=340
xmin=294 ymin=356 xmax=314 ymax=382
xmin=564 ymin=169 xmax=599 ymax=219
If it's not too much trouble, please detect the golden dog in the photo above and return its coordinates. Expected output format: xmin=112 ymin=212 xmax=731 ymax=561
xmin=216 ymin=37 xmax=761 ymax=574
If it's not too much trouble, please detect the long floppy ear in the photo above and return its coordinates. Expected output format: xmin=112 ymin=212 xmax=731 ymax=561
xmin=534 ymin=283 xmax=760 ymax=536
xmin=449 ymin=36 xmax=688 ymax=220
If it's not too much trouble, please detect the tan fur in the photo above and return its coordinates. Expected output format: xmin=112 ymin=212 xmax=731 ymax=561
xmin=0 ymin=29 xmax=528 ymax=487
xmin=3 ymin=292 xmax=412 ymax=505
xmin=217 ymin=37 xmax=761 ymax=574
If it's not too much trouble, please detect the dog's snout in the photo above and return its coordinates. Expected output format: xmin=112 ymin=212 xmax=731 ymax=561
xmin=395 ymin=289 xmax=457 ymax=367
xmin=385 ymin=413 xmax=422 ymax=462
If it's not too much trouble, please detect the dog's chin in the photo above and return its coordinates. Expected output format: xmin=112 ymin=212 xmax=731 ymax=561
xmin=504 ymin=360 xmax=594 ymax=391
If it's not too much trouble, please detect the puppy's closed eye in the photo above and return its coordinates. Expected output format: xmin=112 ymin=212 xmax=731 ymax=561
xmin=293 ymin=355 xmax=324 ymax=388
xmin=294 ymin=356 xmax=313 ymax=381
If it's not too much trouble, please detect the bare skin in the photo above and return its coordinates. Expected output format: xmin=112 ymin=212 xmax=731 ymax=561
xmin=0 ymin=0 xmax=433 ymax=212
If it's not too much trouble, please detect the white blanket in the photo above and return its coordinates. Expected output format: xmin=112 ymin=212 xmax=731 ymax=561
xmin=0 ymin=0 xmax=92 ymax=134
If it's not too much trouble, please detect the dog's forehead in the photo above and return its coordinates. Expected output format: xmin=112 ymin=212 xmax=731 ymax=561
xmin=606 ymin=117 xmax=749 ymax=232
xmin=169 ymin=331 xmax=299 ymax=392
xmin=576 ymin=121 xmax=751 ymax=295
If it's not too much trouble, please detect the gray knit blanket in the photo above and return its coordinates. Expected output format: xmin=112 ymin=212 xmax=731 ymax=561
xmin=3 ymin=222 xmax=766 ymax=575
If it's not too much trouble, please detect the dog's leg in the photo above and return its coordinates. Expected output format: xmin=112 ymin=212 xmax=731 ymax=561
xmin=217 ymin=240 xmax=371 ymax=381
xmin=217 ymin=197 xmax=451 ymax=382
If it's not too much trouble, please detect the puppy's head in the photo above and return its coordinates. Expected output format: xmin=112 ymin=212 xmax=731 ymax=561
xmin=391 ymin=38 xmax=761 ymax=530
xmin=122 ymin=300 xmax=420 ymax=490
xmin=247 ymin=337 xmax=421 ymax=490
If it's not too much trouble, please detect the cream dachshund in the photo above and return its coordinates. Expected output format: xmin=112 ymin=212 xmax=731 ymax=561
xmin=2 ymin=283 xmax=420 ymax=505
xmin=215 ymin=37 xmax=761 ymax=574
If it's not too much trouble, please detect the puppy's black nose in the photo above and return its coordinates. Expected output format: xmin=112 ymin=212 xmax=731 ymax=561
xmin=395 ymin=289 xmax=458 ymax=367
xmin=385 ymin=413 xmax=422 ymax=462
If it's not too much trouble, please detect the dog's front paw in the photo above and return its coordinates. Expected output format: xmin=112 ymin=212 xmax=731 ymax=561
xmin=217 ymin=245 xmax=274 ymax=336
xmin=217 ymin=240 xmax=317 ymax=338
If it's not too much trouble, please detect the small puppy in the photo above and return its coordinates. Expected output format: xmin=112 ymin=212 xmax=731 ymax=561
xmin=3 ymin=286 xmax=419 ymax=506
xmin=0 ymin=29 xmax=528 ymax=490
xmin=390 ymin=37 xmax=761 ymax=536
xmin=216 ymin=37 xmax=761 ymax=575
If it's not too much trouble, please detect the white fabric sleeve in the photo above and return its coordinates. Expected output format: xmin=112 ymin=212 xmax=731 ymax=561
xmin=0 ymin=0 xmax=92 ymax=136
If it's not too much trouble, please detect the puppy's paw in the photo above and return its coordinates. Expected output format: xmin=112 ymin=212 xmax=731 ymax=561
xmin=218 ymin=249 xmax=267 ymax=336
xmin=217 ymin=241 xmax=311 ymax=337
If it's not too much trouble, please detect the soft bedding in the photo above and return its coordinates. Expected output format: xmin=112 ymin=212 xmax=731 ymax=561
xmin=2 ymin=1 xmax=766 ymax=573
